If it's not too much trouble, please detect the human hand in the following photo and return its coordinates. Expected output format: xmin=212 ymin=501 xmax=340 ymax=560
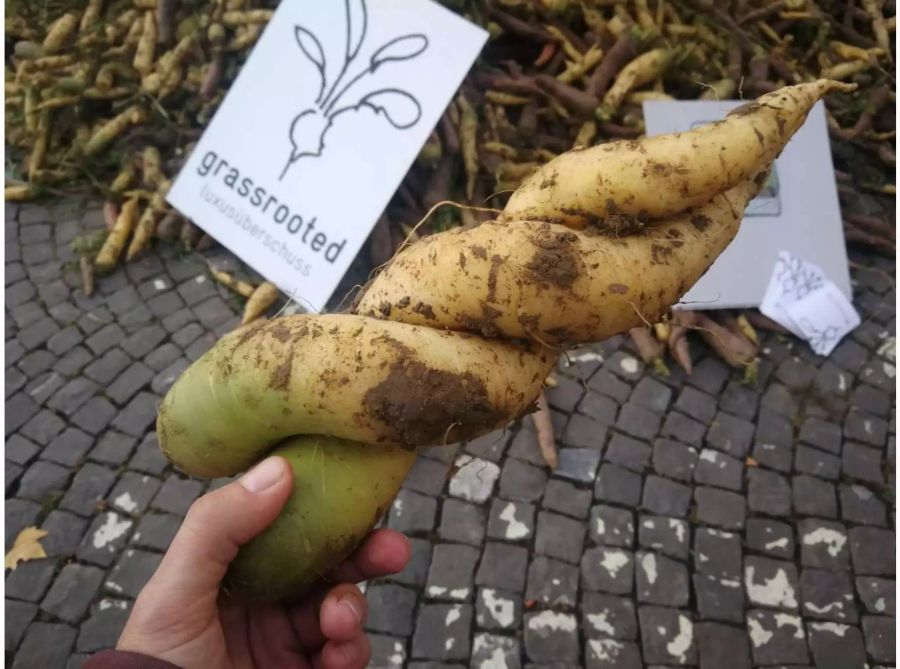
xmin=116 ymin=455 xmax=410 ymax=669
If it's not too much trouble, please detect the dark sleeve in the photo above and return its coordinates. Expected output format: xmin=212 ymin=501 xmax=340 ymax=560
xmin=81 ymin=650 xmax=184 ymax=669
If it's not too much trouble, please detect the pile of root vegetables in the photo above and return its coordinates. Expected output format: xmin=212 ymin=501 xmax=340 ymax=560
xmin=5 ymin=0 xmax=896 ymax=372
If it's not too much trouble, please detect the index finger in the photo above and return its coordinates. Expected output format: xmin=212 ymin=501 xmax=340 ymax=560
xmin=329 ymin=529 xmax=411 ymax=583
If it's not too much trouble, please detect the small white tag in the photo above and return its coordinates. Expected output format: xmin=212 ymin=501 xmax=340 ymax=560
xmin=760 ymin=251 xmax=860 ymax=356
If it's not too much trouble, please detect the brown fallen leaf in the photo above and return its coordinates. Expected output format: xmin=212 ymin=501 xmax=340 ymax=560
xmin=5 ymin=526 xmax=48 ymax=570
xmin=745 ymin=456 xmax=759 ymax=467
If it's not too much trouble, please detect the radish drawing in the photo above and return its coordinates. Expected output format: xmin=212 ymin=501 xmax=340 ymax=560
xmin=280 ymin=0 xmax=428 ymax=180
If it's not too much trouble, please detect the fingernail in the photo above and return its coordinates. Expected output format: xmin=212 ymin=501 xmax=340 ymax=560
xmin=339 ymin=596 xmax=362 ymax=625
xmin=239 ymin=457 xmax=284 ymax=493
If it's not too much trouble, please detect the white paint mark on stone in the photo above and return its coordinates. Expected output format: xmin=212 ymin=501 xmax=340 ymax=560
xmin=641 ymin=553 xmax=658 ymax=585
xmin=670 ymin=519 xmax=686 ymax=543
xmin=698 ymin=553 xmax=709 ymax=563
xmin=473 ymin=635 xmax=509 ymax=669
xmin=802 ymin=527 xmax=847 ymax=557
xmin=482 ymin=589 xmax=514 ymax=627
xmin=811 ymin=622 xmax=848 ymax=637
xmin=428 ymin=586 xmax=447 ymax=597
xmin=765 ymin=537 xmax=789 ymax=550
xmin=92 ymin=513 xmax=133 ymax=550
xmin=619 ymin=356 xmax=640 ymax=375
xmin=28 ymin=372 xmax=61 ymax=398
xmin=805 ymin=601 xmax=843 ymax=615
xmin=875 ymin=597 xmax=886 ymax=612
xmin=773 ymin=613 xmax=804 ymax=639
xmin=392 ymin=497 xmax=403 ymax=516
xmin=565 ymin=350 xmax=604 ymax=365
xmin=500 ymin=503 xmax=529 ymax=539
xmin=528 ymin=610 xmax=576 ymax=632
xmin=720 ymin=578 xmax=741 ymax=588
xmin=586 ymin=610 xmax=616 ymax=636
xmin=837 ymin=372 xmax=848 ymax=392
xmin=389 ymin=641 xmax=405 ymax=667
xmin=449 ymin=588 xmax=469 ymax=600
xmin=600 ymin=550 xmax=629 ymax=577
xmin=449 ymin=455 xmax=500 ymax=503
xmin=106 ymin=581 xmax=123 ymax=593
xmin=551 ymin=578 xmax=560 ymax=586
xmin=445 ymin=639 xmax=455 ymax=651
xmin=643 ymin=519 xmax=655 ymax=529
xmin=195 ymin=275 xmax=206 ymax=283
xmin=748 ymin=618 xmax=773 ymax=647
xmin=700 ymin=450 xmax=718 ymax=463
xmin=745 ymin=565 xmax=798 ymax=609
xmin=588 ymin=638 xmax=623 ymax=662
xmin=595 ymin=517 xmax=606 ymax=536
xmin=153 ymin=279 xmax=167 ymax=290
xmin=99 ymin=599 xmax=128 ymax=611
xmin=114 ymin=492 xmax=138 ymax=513
xmin=666 ymin=615 xmax=693 ymax=663
xmin=445 ymin=606 xmax=462 ymax=626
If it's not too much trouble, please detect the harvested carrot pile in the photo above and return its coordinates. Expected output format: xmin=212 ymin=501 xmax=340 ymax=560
xmin=5 ymin=0 xmax=895 ymax=366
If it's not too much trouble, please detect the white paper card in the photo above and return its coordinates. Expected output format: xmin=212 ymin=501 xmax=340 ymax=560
xmin=643 ymin=99 xmax=851 ymax=309
xmin=760 ymin=251 xmax=860 ymax=356
xmin=167 ymin=0 xmax=488 ymax=311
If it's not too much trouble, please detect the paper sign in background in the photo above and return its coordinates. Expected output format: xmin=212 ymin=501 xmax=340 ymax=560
xmin=643 ymin=100 xmax=851 ymax=310
xmin=168 ymin=0 xmax=487 ymax=312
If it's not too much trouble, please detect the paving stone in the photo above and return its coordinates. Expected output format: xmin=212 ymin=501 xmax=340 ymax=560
xmin=651 ymin=439 xmax=698 ymax=483
xmin=40 ymin=510 xmax=88 ymax=558
xmin=6 ymin=394 xmax=44 ymax=437
xmin=150 ymin=357 xmax=190 ymax=395
xmin=748 ymin=468 xmax=792 ymax=516
xmin=693 ymin=572 xmax=744 ymax=623
xmin=862 ymin=615 xmax=895 ymax=663
xmin=675 ymin=386 xmax=717 ymax=424
xmin=842 ymin=442 xmax=885 ymax=485
xmin=595 ymin=464 xmax=642 ymax=506
xmin=860 ymin=360 xmax=894 ymax=393
xmin=128 ymin=433 xmax=169 ymax=476
xmin=794 ymin=445 xmax=841 ymax=480
xmin=687 ymin=356 xmax=730 ymax=394
xmin=472 ymin=633 xmax=520 ymax=669
xmin=606 ymin=351 xmax=643 ymax=381
xmin=145 ymin=343 xmax=181 ymax=371
xmin=535 ymin=511 xmax=585 ymax=563
xmin=694 ymin=528 xmax=741 ymax=579
xmin=800 ymin=569 xmax=857 ymax=623
xmin=11 ymin=622 xmax=77 ymax=669
xmin=589 ymin=505 xmax=634 ymax=548
xmin=449 ymin=455 xmax=501 ymax=503
xmin=638 ymin=606 xmax=696 ymax=665
xmin=694 ymin=486 xmax=745 ymax=529
xmin=18 ymin=318 xmax=61 ymax=351
xmin=581 ymin=592 xmax=637 ymax=640
xmin=761 ymin=383 xmax=800 ymax=420
xmin=577 ymin=392 xmax=619 ymax=425
xmin=538 ymin=481 xmax=588 ymax=524
xmin=746 ymin=609 xmax=808 ymax=665
xmin=108 ymin=472 xmax=163 ymax=516
xmin=584 ymin=638 xmax=642 ymax=669
xmin=696 ymin=622 xmax=751 ymax=669
xmin=20 ymin=409 xmax=66 ymax=446
xmin=792 ymin=475 xmax=837 ymax=518
xmin=807 ymin=622 xmax=866 ymax=669
xmin=388 ymin=488 xmax=437 ymax=533
xmin=85 ymin=323 xmax=125 ymax=355
xmin=438 ymin=499 xmax=485 ymax=545
xmin=562 ymin=414 xmax=607 ymax=448
xmin=660 ymin=411 xmax=707 ymax=447
xmin=171 ymin=322 xmax=205 ymax=349
xmin=71 ymin=396 xmax=116 ymax=434
xmin=106 ymin=548 xmax=162 ymax=598
xmin=851 ymin=382 xmax=892 ymax=416
xmin=464 ymin=430 xmax=511 ymax=463
xmin=17 ymin=460 xmax=71 ymax=502
xmin=41 ymin=428 xmax=92 ymax=467
xmin=77 ymin=512 xmax=134 ymax=567
xmin=6 ymin=364 xmax=26 ymax=399
xmin=775 ymin=356 xmax=816 ymax=389
xmin=53 ymin=346 xmax=92 ymax=376
xmin=162 ymin=307 xmax=198 ymax=333
xmin=706 ymin=411 xmax=754 ymax=458
xmin=184 ymin=333 xmax=217 ymax=361
xmin=603 ymin=433 xmax=651 ymax=472
xmin=630 ymin=376 xmax=672 ymax=413
xmin=131 ymin=513 xmax=181 ymax=552
xmin=553 ymin=448 xmax=601 ymax=484
xmin=90 ymin=431 xmax=137 ymax=466
xmin=152 ymin=475 xmax=205 ymax=516
xmin=6 ymin=434 xmax=39 ymax=465
xmin=48 ymin=302 xmax=81 ymax=326
xmin=641 ymin=475 xmax=691 ymax=517
xmin=498 ymin=458 xmax=547 ymax=502
xmin=487 ymin=499 xmax=534 ymax=541
xmin=798 ymin=519 xmax=849 ymax=569
xmin=476 ymin=542 xmax=528 ymax=593
xmin=694 ymin=448 xmax=743 ymax=491
xmin=367 ymin=584 xmax=417 ymax=636
xmin=636 ymin=551 xmax=689 ymax=606
xmin=639 ymin=515 xmax=689 ymax=559
xmin=840 ymin=483 xmax=889 ymax=526
xmin=76 ymin=598 xmax=132 ymax=653
xmin=831 ymin=337 xmax=868 ymax=372
xmin=7 ymin=461 xmax=24 ymax=493
xmin=46 ymin=326 xmax=83 ymax=356
xmin=112 ymin=391 xmax=159 ymax=438
xmin=6 ymin=280 xmax=36 ymax=308
xmin=5 ymin=600 xmax=37 ymax=650
xmin=426 ymin=543 xmax=479 ymax=601
xmin=6 ymin=558 xmax=59 ymax=602
xmin=404 ymin=457 xmax=451 ymax=496
xmin=798 ymin=417 xmax=842 ymax=455
xmin=83 ymin=348 xmax=131 ymax=386
xmin=120 ymin=326 xmax=167 ymax=359
xmin=745 ymin=518 xmax=794 ymax=559
xmin=580 ymin=547 xmax=633 ymax=594
xmin=849 ymin=527 xmax=895 ymax=575
xmin=6 ymin=498 xmax=43 ymax=548
xmin=856 ymin=577 xmax=895 ymax=615
xmin=718 ymin=380 xmax=759 ymax=421
xmin=589 ymin=369 xmax=631 ymax=402
xmin=412 ymin=603 xmax=472 ymax=661
xmin=524 ymin=610 xmax=579 ymax=663
xmin=507 ymin=428 xmax=547 ymax=467
xmin=368 ymin=633 xmax=406 ymax=668
xmin=744 ymin=556 xmax=799 ymax=610
xmin=476 ymin=587 xmax=522 ymax=630
xmin=845 ymin=409 xmax=889 ymax=447
xmin=546 ymin=375 xmax=584 ymax=413
xmin=614 ymin=403 xmax=661 ymax=441
xmin=22 ymin=370 xmax=65 ymax=405
xmin=525 ymin=556 xmax=578 ymax=608
xmin=40 ymin=563 xmax=104 ymax=623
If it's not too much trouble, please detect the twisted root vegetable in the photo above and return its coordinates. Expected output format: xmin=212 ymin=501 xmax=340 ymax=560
xmin=158 ymin=81 xmax=851 ymax=602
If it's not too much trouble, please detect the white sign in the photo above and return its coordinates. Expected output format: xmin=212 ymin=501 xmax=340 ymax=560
xmin=643 ymin=100 xmax=851 ymax=310
xmin=760 ymin=251 xmax=860 ymax=356
xmin=167 ymin=0 xmax=488 ymax=311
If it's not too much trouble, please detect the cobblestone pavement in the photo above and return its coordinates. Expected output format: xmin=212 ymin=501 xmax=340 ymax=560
xmin=5 ymin=197 xmax=896 ymax=669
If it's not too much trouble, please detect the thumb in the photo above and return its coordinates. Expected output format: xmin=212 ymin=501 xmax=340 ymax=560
xmin=147 ymin=455 xmax=293 ymax=603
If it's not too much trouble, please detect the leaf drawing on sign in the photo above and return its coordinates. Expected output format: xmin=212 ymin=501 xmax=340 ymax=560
xmin=5 ymin=526 xmax=48 ymax=570
xmin=280 ymin=0 xmax=428 ymax=180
